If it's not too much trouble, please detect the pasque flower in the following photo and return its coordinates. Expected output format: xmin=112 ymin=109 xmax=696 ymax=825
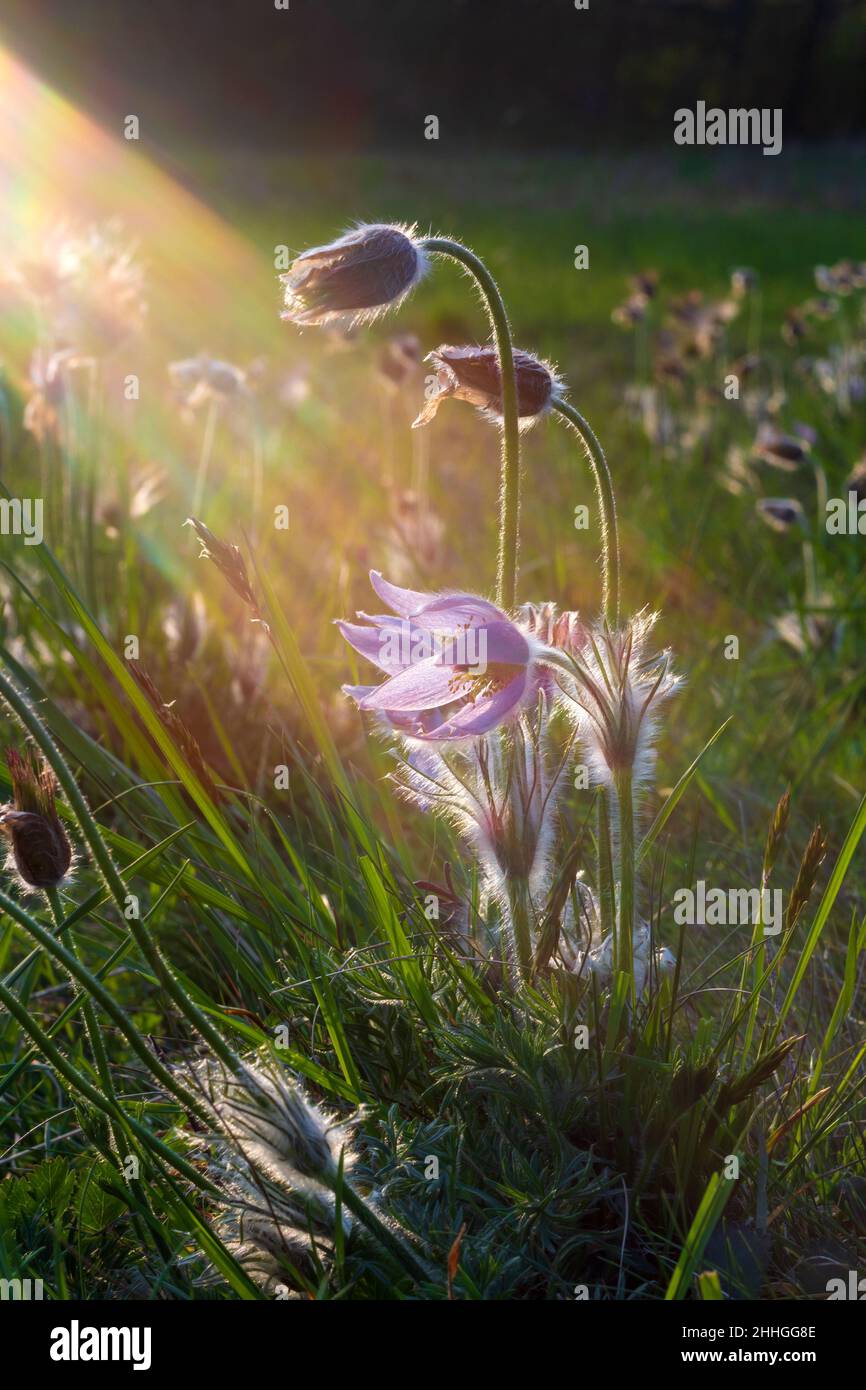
xmin=194 ymin=1056 xmax=355 ymax=1293
xmin=197 ymin=1057 xmax=352 ymax=1192
xmin=556 ymin=611 xmax=681 ymax=792
xmin=194 ymin=1053 xmax=429 ymax=1289
xmin=280 ymin=223 xmax=428 ymax=326
xmin=412 ymin=345 xmax=560 ymax=431
xmin=0 ymin=748 xmax=72 ymax=890
xmin=341 ymin=589 xmax=587 ymax=978
xmin=338 ymin=572 xmax=553 ymax=741
xmin=391 ymin=695 xmax=574 ymax=978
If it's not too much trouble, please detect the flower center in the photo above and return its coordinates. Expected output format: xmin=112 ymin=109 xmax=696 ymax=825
xmin=448 ymin=661 xmax=521 ymax=703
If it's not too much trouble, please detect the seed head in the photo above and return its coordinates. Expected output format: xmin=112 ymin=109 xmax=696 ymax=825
xmin=185 ymin=517 xmax=262 ymax=619
xmin=785 ymin=826 xmax=827 ymax=934
xmin=198 ymin=1057 xmax=353 ymax=1192
xmin=762 ymin=788 xmax=791 ymax=883
xmin=130 ymin=664 xmax=223 ymax=806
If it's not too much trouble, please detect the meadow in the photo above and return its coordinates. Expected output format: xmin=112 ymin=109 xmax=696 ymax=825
xmin=0 ymin=141 xmax=865 ymax=1301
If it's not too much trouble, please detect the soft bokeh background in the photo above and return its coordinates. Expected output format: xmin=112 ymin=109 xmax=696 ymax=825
xmin=2 ymin=3 xmax=864 ymax=850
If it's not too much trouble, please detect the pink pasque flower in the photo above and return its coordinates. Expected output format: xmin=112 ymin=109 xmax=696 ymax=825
xmin=337 ymin=572 xmax=548 ymax=741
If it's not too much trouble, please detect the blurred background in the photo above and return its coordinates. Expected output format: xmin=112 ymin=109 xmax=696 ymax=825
xmin=1 ymin=0 xmax=865 ymax=845
xmin=3 ymin=0 xmax=866 ymax=151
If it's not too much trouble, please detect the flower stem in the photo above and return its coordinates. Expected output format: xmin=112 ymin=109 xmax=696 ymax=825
xmin=46 ymin=886 xmax=122 ymax=1152
xmin=596 ymin=789 xmax=616 ymax=941
xmin=504 ymin=876 xmax=535 ymax=984
xmin=552 ymin=398 xmax=620 ymax=627
xmin=421 ymin=237 xmax=520 ymax=609
xmin=614 ymin=769 xmax=636 ymax=1005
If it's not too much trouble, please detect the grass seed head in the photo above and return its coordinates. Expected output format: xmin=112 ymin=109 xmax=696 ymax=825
xmin=785 ymin=825 xmax=828 ymax=933
xmin=185 ymin=517 xmax=262 ymax=618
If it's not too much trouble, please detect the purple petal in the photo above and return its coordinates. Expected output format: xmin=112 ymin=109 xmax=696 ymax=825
xmin=359 ymin=657 xmax=458 ymax=711
xmin=414 ymin=592 xmax=507 ymax=628
xmin=436 ymin=620 xmax=529 ymax=669
xmin=383 ymin=707 xmax=446 ymax=737
xmin=369 ymin=571 xmax=433 ymax=617
xmin=337 ymin=619 xmax=433 ymax=673
xmin=416 ymin=674 xmax=527 ymax=740
xmin=342 ymin=684 xmax=376 ymax=704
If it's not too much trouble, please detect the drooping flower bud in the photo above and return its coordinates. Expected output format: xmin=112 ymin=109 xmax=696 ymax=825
xmin=280 ymin=223 xmax=428 ymax=327
xmin=757 ymin=498 xmax=805 ymax=532
xmin=412 ymin=345 xmax=560 ymax=431
xmin=0 ymin=748 xmax=72 ymax=890
xmin=752 ymin=425 xmax=810 ymax=470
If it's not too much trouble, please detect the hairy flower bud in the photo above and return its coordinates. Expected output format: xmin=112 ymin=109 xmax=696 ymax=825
xmin=280 ymin=222 xmax=427 ymax=327
xmin=753 ymin=425 xmax=810 ymax=469
xmin=1 ymin=749 xmax=72 ymax=890
xmin=413 ymin=345 xmax=560 ymax=431
xmin=757 ymin=497 xmax=805 ymax=532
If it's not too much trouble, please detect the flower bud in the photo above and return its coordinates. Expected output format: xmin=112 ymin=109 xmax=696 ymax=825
xmin=413 ymin=345 xmax=559 ymax=431
xmin=1 ymin=749 xmax=72 ymax=890
xmin=280 ymin=223 xmax=427 ymax=327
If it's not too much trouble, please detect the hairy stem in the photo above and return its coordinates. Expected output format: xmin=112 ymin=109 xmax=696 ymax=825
xmin=552 ymin=398 xmax=621 ymax=627
xmin=614 ymin=769 xmax=636 ymax=1005
xmin=0 ymin=972 xmax=218 ymax=1197
xmin=421 ymin=237 xmax=521 ymax=609
xmin=596 ymin=789 xmax=616 ymax=941
xmin=504 ymin=876 xmax=535 ymax=984
xmin=0 ymin=887 xmax=210 ymax=1125
xmin=46 ymin=885 xmax=122 ymax=1154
